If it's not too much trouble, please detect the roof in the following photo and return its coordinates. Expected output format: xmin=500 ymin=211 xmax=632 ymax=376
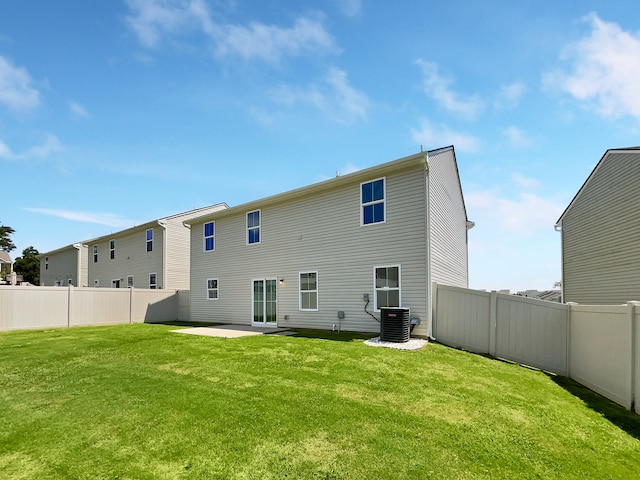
xmin=185 ymin=147 xmax=465 ymax=226
xmin=555 ymin=147 xmax=640 ymax=226
xmin=0 ymin=251 xmax=11 ymax=263
xmin=39 ymin=203 xmax=229 ymax=256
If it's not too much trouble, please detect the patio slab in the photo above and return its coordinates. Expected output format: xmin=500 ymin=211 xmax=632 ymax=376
xmin=171 ymin=324 xmax=291 ymax=338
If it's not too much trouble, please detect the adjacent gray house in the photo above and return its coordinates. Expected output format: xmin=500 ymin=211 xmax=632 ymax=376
xmin=39 ymin=243 xmax=88 ymax=287
xmin=186 ymin=147 xmax=473 ymax=337
xmin=40 ymin=204 xmax=227 ymax=290
xmin=555 ymin=147 xmax=640 ymax=304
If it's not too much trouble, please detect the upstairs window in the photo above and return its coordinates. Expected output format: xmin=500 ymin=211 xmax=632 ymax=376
xmin=374 ymin=265 xmax=401 ymax=310
xmin=146 ymin=229 xmax=153 ymax=252
xmin=299 ymin=272 xmax=318 ymax=311
xmin=93 ymin=245 xmax=98 ymax=263
xmin=361 ymin=178 xmax=385 ymax=225
xmin=247 ymin=210 xmax=261 ymax=244
xmin=110 ymin=240 xmax=115 ymax=260
xmin=204 ymin=222 xmax=215 ymax=251
xmin=45 ymin=257 xmax=49 ymax=270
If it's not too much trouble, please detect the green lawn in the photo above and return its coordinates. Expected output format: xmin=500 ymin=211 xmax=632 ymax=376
xmin=0 ymin=324 xmax=638 ymax=479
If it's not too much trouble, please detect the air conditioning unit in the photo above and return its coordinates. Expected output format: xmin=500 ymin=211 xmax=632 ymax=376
xmin=380 ymin=307 xmax=410 ymax=343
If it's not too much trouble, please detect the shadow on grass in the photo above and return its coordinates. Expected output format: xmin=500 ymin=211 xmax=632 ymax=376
xmin=287 ymin=329 xmax=376 ymax=342
xmin=549 ymin=374 xmax=640 ymax=440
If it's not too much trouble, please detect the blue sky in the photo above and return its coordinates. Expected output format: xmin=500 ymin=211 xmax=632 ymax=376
xmin=1 ymin=1 xmax=639 ymax=291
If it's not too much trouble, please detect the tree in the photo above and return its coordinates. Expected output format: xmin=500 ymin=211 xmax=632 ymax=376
xmin=0 ymin=223 xmax=16 ymax=252
xmin=14 ymin=246 xmax=40 ymax=285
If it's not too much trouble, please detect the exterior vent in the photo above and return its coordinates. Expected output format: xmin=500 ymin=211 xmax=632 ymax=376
xmin=380 ymin=307 xmax=410 ymax=343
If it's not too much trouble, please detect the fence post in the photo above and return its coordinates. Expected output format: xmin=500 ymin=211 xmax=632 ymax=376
xmin=129 ymin=287 xmax=134 ymax=324
xmin=431 ymin=281 xmax=438 ymax=339
xmin=628 ymin=301 xmax=639 ymax=411
xmin=566 ymin=302 xmax=578 ymax=378
xmin=67 ymin=284 xmax=72 ymax=328
xmin=489 ymin=290 xmax=497 ymax=356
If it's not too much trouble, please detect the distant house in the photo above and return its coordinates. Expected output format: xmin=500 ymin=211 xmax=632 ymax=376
xmin=185 ymin=147 xmax=473 ymax=337
xmin=555 ymin=147 xmax=640 ymax=304
xmin=38 ymin=243 xmax=88 ymax=287
xmin=0 ymin=251 xmax=12 ymax=284
xmin=40 ymin=204 xmax=227 ymax=290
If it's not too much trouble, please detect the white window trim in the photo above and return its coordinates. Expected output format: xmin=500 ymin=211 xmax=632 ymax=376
xmin=93 ymin=245 xmax=98 ymax=263
xmin=206 ymin=278 xmax=219 ymax=300
xmin=373 ymin=264 xmax=401 ymax=311
xmin=299 ymin=271 xmax=319 ymax=311
xmin=127 ymin=275 xmax=134 ymax=288
xmin=109 ymin=239 xmax=115 ymax=260
xmin=149 ymin=272 xmax=157 ymax=289
xmin=360 ymin=177 xmax=387 ymax=226
xmin=247 ymin=209 xmax=261 ymax=245
xmin=204 ymin=221 xmax=215 ymax=252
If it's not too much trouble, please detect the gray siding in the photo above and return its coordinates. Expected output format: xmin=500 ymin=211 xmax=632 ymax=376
xmin=562 ymin=151 xmax=640 ymax=304
xmin=88 ymin=227 xmax=164 ymax=289
xmin=190 ymin=164 xmax=431 ymax=335
xmin=428 ymin=148 xmax=469 ymax=287
xmin=40 ymin=245 xmax=87 ymax=287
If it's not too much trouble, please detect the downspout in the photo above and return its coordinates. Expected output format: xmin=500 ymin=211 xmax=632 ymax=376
xmin=554 ymin=221 xmax=564 ymax=302
xmin=73 ymin=243 xmax=82 ymax=287
xmin=159 ymin=220 xmax=168 ymax=290
xmin=424 ymin=152 xmax=433 ymax=340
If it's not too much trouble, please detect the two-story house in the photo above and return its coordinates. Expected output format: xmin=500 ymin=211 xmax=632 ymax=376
xmin=185 ymin=147 xmax=473 ymax=337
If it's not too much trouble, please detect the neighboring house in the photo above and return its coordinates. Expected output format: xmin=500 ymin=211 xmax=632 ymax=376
xmin=84 ymin=204 xmax=227 ymax=289
xmin=186 ymin=146 xmax=473 ymax=337
xmin=38 ymin=243 xmax=88 ymax=287
xmin=516 ymin=289 xmax=562 ymax=303
xmin=0 ymin=251 xmax=12 ymax=284
xmin=555 ymin=147 xmax=640 ymax=304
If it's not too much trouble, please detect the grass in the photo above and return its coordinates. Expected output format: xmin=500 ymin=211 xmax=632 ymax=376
xmin=0 ymin=324 xmax=638 ymax=479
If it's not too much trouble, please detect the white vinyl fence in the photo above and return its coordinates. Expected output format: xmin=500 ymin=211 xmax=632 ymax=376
xmin=432 ymin=283 xmax=639 ymax=414
xmin=0 ymin=286 xmax=189 ymax=331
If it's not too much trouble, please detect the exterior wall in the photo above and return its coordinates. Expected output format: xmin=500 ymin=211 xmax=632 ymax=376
xmin=40 ymin=245 xmax=88 ymax=287
xmin=428 ymin=147 xmax=470 ymax=287
xmin=163 ymin=205 xmax=227 ymax=290
xmin=562 ymin=151 xmax=640 ymax=304
xmin=190 ymin=161 xmax=431 ymax=335
xmin=88 ymin=226 xmax=164 ymax=289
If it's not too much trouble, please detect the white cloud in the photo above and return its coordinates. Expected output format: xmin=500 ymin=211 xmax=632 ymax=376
xmin=336 ymin=0 xmax=362 ymax=18
xmin=25 ymin=208 xmax=134 ymax=228
xmin=69 ymin=100 xmax=91 ymax=119
xmin=0 ymin=134 xmax=63 ymax=161
xmin=494 ymin=81 xmax=527 ymax=109
xmin=415 ymin=59 xmax=484 ymax=120
xmin=214 ymin=16 xmax=337 ymax=62
xmin=411 ymin=120 xmax=479 ymax=153
xmin=501 ymin=126 xmax=532 ymax=147
xmin=511 ymin=172 xmax=539 ymax=190
xmin=124 ymin=0 xmax=215 ymax=48
xmin=545 ymin=13 xmax=640 ymax=120
xmin=465 ymin=189 xmax=563 ymax=236
xmin=125 ymin=1 xmax=336 ymax=63
xmin=270 ymin=67 xmax=369 ymax=123
xmin=0 ymin=55 xmax=40 ymax=112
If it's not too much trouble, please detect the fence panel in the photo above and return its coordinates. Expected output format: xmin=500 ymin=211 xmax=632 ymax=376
xmin=635 ymin=308 xmax=640 ymax=414
xmin=0 ymin=287 xmax=69 ymax=330
xmin=433 ymin=284 xmax=491 ymax=354
xmin=569 ymin=304 xmax=633 ymax=409
xmin=495 ymin=294 xmax=568 ymax=374
xmin=70 ymin=288 xmax=131 ymax=326
xmin=178 ymin=290 xmax=190 ymax=321
xmin=131 ymin=290 xmax=179 ymax=323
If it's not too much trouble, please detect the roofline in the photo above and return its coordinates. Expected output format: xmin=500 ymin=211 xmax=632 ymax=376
xmin=37 ymin=242 xmax=85 ymax=259
xmin=555 ymin=147 xmax=640 ymax=226
xmin=183 ymin=150 xmax=440 ymax=226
